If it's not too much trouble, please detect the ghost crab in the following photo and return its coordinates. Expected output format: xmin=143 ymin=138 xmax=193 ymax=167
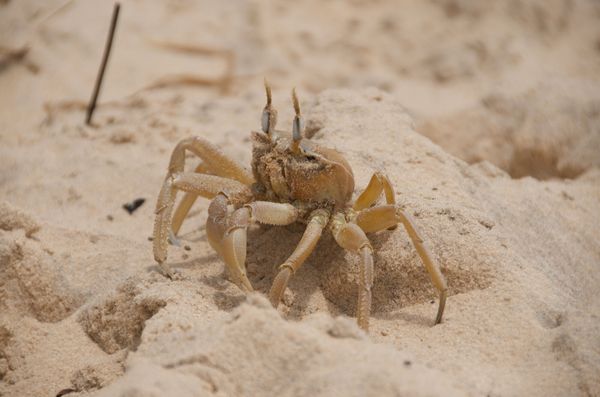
xmin=153 ymin=82 xmax=447 ymax=331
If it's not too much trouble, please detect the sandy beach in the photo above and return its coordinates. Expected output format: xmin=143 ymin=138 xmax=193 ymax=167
xmin=1 ymin=1 xmax=599 ymax=396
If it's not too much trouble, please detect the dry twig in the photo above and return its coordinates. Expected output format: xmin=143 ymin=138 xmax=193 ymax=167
xmin=86 ymin=3 xmax=121 ymax=125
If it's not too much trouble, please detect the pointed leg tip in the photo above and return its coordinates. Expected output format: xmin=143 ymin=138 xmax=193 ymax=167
xmin=168 ymin=230 xmax=181 ymax=246
xmin=357 ymin=319 xmax=369 ymax=333
xmin=240 ymin=276 xmax=254 ymax=293
xmin=434 ymin=291 xmax=447 ymax=325
xmin=157 ymin=261 xmax=181 ymax=280
xmin=160 ymin=266 xmax=175 ymax=280
xmin=268 ymin=290 xmax=281 ymax=308
xmin=269 ymin=266 xmax=292 ymax=308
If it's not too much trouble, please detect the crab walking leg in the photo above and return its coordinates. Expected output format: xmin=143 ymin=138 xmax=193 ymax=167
xmin=355 ymin=205 xmax=447 ymax=324
xmin=331 ymin=213 xmax=374 ymax=331
xmin=166 ymin=135 xmax=254 ymax=238
xmin=269 ymin=209 xmax=330 ymax=307
xmin=171 ymin=162 xmax=211 ymax=236
xmin=218 ymin=201 xmax=299 ymax=292
xmin=154 ymin=177 xmax=177 ymax=278
xmin=352 ymin=172 xmax=396 ymax=211
xmin=167 ymin=136 xmax=254 ymax=185
xmin=153 ymin=172 xmax=251 ymax=278
xmin=355 ymin=205 xmax=397 ymax=233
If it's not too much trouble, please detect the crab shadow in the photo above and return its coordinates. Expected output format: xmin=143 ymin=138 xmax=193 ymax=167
xmin=310 ymin=226 xmax=492 ymax=324
xmin=243 ymin=223 xmax=325 ymax=319
xmin=148 ymin=217 xmax=490 ymax=326
xmin=245 ymin=222 xmax=408 ymax=322
xmin=376 ymin=306 xmax=437 ymax=327
xmin=311 ymin=229 xmax=403 ymax=320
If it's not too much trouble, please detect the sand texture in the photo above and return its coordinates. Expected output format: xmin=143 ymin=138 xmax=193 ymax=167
xmin=1 ymin=1 xmax=599 ymax=396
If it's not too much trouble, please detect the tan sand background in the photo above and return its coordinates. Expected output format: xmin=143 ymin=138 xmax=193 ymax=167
xmin=1 ymin=1 xmax=599 ymax=396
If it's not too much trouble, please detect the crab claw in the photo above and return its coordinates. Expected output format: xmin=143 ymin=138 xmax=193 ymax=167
xmin=222 ymin=228 xmax=254 ymax=292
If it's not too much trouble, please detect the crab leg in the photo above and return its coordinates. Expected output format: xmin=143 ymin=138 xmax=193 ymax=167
xmin=331 ymin=212 xmax=374 ymax=331
xmin=353 ymin=172 xmax=396 ymax=211
xmin=153 ymin=172 xmax=251 ymax=278
xmin=207 ymin=197 xmax=299 ymax=292
xmin=269 ymin=209 xmax=330 ymax=307
xmin=166 ymin=135 xmax=254 ymax=236
xmin=355 ymin=205 xmax=447 ymax=325
xmin=167 ymin=136 xmax=254 ymax=185
xmin=171 ymin=162 xmax=210 ymax=236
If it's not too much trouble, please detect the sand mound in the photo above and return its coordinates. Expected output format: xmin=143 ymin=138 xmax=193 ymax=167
xmin=1 ymin=87 xmax=599 ymax=396
xmin=78 ymin=280 xmax=166 ymax=354
xmin=299 ymin=89 xmax=497 ymax=317
xmin=0 ymin=201 xmax=39 ymax=237
xmin=94 ymin=295 xmax=468 ymax=397
xmin=418 ymin=80 xmax=600 ymax=179
xmin=0 ymin=204 xmax=78 ymax=322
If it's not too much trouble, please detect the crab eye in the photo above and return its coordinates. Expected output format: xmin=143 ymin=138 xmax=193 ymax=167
xmin=262 ymin=109 xmax=271 ymax=134
xmin=292 ymin=115 xmax=304 ymax=141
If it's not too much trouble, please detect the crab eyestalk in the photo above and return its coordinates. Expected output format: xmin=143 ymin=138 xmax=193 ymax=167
xmin=291 ymin=88 xmax=304 ymax=153
xmin=262 ymin=78 xmax=277 ymax=137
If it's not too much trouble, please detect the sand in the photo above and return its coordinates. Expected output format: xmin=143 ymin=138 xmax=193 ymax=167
xmin=1 ymin=1 xmax=599 ymax=396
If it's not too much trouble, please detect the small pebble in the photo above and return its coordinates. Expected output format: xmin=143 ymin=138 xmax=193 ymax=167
xmin=107 ymin=214 xmax=114 ymax=221
xmin=184 ymin=245 xmax=191 ymax=251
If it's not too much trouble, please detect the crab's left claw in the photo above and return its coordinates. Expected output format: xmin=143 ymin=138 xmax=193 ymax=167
xmin=222 ymin=228 xmax=254 ymax=292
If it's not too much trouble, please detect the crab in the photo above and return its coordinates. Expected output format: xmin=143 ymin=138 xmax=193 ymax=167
xmin=152 ymin=81 xmax=447 ymax=331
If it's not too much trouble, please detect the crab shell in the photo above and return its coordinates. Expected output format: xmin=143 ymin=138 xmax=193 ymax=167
xmin=250 ymin=130 xmax=355 ymax=211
